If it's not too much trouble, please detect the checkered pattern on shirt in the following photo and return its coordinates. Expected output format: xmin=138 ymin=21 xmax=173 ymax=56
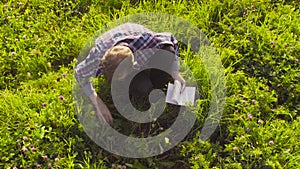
xmin=75 ymin=22 xmax=178 ymax=96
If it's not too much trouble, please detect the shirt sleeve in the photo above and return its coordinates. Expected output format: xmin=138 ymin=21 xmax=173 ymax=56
xmin=75 ymin=47 xmax=103 ymax=97
xmin=75 ymin=74 xmax=95 ymax=97
xmin=171 ymin=35 xmax=179 ymax=72
xmin=172 ymin=60 xmax=179 ymax=71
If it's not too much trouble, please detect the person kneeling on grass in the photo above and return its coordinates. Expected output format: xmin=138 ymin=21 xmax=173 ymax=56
xmin=75 ymin=22 xmax=186 ymax=125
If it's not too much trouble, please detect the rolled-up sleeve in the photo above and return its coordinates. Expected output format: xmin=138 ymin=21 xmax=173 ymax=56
xmin=75 ymin=67 xmax=95 ymax=97
xmin=171 ymin=35 xmax=179 ymax=71
xmin=153 ymin=33 xmax=180 ymax=72
xmin=75 ymin=47 xmax=103 ymax=97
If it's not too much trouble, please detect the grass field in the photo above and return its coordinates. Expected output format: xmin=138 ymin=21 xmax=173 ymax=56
xmin=0 ymin=0 xmax=299 ymax=168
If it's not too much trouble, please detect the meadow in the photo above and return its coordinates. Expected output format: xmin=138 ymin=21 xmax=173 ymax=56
xmin=0 ymin=0 xmax=299 ymax=168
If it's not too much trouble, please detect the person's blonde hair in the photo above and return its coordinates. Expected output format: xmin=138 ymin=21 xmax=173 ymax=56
xmin=101 ymin=46 xmax=133 ymax=82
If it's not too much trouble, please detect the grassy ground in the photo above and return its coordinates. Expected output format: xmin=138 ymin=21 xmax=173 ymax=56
xmin=0 ymin=0 xmax=299 ymax=168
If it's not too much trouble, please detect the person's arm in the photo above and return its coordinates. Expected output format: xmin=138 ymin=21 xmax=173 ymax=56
xmin=75 ymin=66 xmax=114 ymax=125
xmin=88 ymin=91 xmax=113 ymax=125
xmin=172 ymin=70 xmax=186 ymax=93
xmin=75 ymin=47 xmax=113 ymax=124
xmin=171 ymin=37 xmax=186 ymax=93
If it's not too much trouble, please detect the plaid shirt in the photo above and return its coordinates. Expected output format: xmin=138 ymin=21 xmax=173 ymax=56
xmin=75 ymin=22 xmax=179 ymax=96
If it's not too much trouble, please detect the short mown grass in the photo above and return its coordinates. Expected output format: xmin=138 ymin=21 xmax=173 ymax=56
xmin=0 ymin=0 xmax=299 ymax=168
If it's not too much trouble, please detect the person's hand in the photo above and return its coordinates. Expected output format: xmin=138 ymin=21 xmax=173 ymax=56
xmin=172 ymin=71 xmax=186 ymax=93
xmin=89 ymin=92 xmax=113 ymax=125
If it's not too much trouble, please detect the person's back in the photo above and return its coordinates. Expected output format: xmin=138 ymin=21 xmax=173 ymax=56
xmin=75 ymin=22 xmax=186 ymax=125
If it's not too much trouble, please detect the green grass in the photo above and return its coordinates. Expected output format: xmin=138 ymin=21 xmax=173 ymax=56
xmin=0 ymin=0 xmax=299 ymax=168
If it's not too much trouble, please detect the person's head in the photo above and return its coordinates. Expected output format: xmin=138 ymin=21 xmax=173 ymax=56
xmin=101 ymin=45 xmax=134 ymax=83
